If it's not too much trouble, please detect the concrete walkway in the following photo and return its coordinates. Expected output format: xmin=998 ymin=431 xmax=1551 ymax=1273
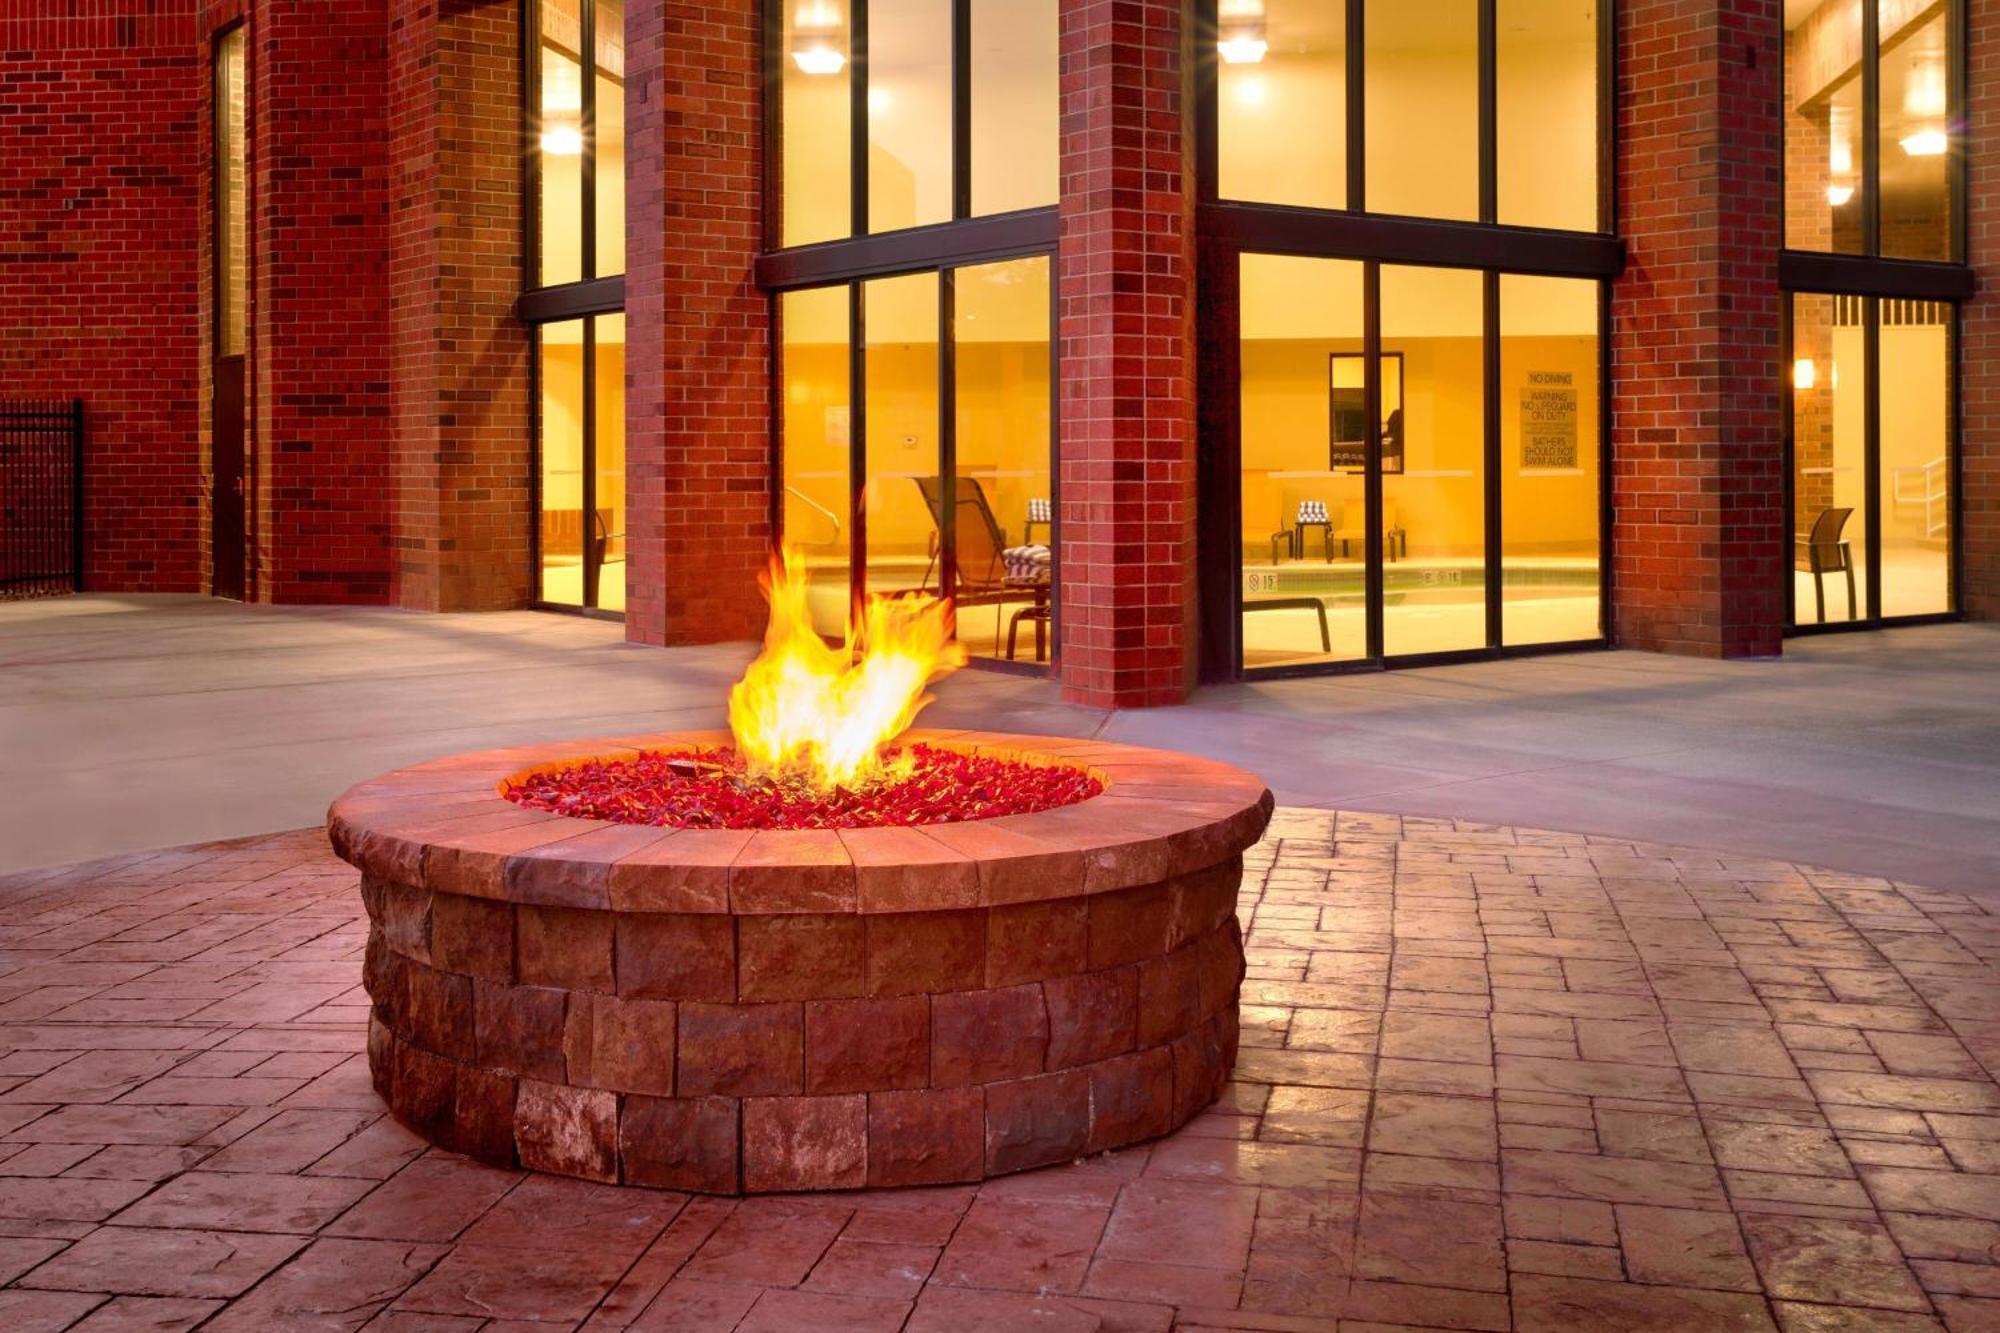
xmin=2 ymin=595 xmax=1997 ymax=897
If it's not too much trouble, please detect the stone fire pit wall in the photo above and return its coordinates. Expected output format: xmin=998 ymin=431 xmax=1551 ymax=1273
xmin=328 ymin=730 xmax=1272 ymax=1194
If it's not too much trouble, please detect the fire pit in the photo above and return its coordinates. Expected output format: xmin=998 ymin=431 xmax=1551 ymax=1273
xmin=328 ymin=555 xmax=1271 ymax=1192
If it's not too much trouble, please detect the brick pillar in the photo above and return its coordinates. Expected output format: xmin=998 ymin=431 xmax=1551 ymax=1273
xmin=251 ymin=0 xmax=394 ymax=604
xmin=1610 ymin=0 xmax=1786 ymax=657
xmin=0 ymin=2 xmax=203 ymax=594
xmin=387 ymin=0 xmax=531 ymax=612
xmin=623 ymin=0 xmax=771 ymax=646
xmin=1964 ymin=0 xmax=2000 ymax=619
xmin=1056 ymin=0 xmax=1198 ymax=707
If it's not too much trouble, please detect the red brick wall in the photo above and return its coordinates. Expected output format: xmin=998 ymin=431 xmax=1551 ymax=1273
xmin=0 ymin=1 xmax=204 ymax=593
xmin=624 ymin=0 xmax=771 ymax=646
xmin=386 ymin=0 xmax=531 ymax=612
xmin=1610 ymin=0 xmax=1787 ymax=658
xmin=1965 ymin=0 xmax=2000 ymax=620
xmin=1056 ymin=0 xmax=1198 ymax=707
xmin=250 ymin=0 xmax=394 ymax=603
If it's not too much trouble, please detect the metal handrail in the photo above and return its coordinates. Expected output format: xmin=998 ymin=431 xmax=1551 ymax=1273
xmin=785 ymin=485 xmax=842 ymax=539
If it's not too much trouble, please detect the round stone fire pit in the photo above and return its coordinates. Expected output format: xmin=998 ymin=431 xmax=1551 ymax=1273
xmin=327 ymin=730 xmax=1271 ymax=1194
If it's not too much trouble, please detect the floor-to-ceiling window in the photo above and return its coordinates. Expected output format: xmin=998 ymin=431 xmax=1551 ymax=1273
xmin=525 ymin=0 xmax=627 ymax=614
xmin=765 ymin=0 xmax=1060 ymax=670
xmin=1782 ymin=0 xmax=1962 ymax=632
xmin=1203 ymin=0 xmax=1616 ymax=677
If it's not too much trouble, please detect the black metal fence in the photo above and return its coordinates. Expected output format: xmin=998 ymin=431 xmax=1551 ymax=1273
xmin=0 ymin=399 xmax=84 ymax=598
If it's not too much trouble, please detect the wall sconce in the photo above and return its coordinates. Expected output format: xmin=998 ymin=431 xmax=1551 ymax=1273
xmin=1900 ymin=128 xmax=1948 ymax=157
xmin=540 ymin=124 xmax=584 ymax=156
xmin=1825 ymin=183 xmax=1854 ymax=206
xmin=793 ymin=2 xmax=847 ymax=75
xmin=1793 ymin=358 xmax=1816 ymax=391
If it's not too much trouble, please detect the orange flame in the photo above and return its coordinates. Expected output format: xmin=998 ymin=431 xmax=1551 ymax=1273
xmin=728 ymin=547 xmax=968 ymax=792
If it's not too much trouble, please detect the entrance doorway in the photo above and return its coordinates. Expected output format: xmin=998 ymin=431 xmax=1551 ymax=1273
xmin=211 ymin=25 xmax=248 ymax=601
xmin=1223 ymin=253 xmax=1604 ymax=675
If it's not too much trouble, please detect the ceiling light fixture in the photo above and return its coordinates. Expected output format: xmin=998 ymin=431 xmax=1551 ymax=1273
xmin=540 ymin=124 xmax=585 ymax=156
xmin=792 ymin=2 xmax=846 ymax=75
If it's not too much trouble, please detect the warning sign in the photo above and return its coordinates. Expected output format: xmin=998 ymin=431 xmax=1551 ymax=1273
xmin=1520 ymin=371 xmax=1578 ymax=469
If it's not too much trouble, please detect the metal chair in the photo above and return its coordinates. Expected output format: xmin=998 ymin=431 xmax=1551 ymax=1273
xmin=1797 ymin=506 xmax=1856 ymax=623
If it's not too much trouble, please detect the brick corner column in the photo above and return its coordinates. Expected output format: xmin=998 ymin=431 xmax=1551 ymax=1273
xmin=1056 ymin=0 xmax=1199 ymax=708
xmin=623 ymin=0 xmax=771 ymax=648
xmin=252 ymin=0 xmax=395 ymax=605
xmin=1610 ymin=0 xmax=1787 ymax=658
xmin=387 ymin=0 xmax=532 ymax=614
xmin=1963 ymin=0 xmax=2000 ymax=620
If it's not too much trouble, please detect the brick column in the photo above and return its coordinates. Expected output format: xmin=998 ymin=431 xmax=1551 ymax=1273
xmin=623 ymin=0 xmax=771 ymax=646
xmin=1964 ymin=0 xmax=2000 ymax=619
xmin=251 ymin=0 xmax=394 ymax=603
xmin=387 ymin=0 xmax=531 ymax=612
xmin=0 ymin=2 xmax=203 ymax=594
xmin=1056 ymin=0 xmax=1198 ymax=707
xmin=1610 ymin=0 xmax=1786 ymax=657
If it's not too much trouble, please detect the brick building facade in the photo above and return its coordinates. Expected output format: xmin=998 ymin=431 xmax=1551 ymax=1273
xmin=2 ymin=0 xmax=1989 ymax=709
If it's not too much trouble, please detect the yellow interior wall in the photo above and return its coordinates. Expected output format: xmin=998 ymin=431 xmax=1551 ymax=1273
xmin=1879 ymin=322 xmax=1947 ymax=547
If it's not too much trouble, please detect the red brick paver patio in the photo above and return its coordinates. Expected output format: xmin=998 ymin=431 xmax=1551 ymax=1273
xmin=0 ymin=809 xmax=1994 ymax=1330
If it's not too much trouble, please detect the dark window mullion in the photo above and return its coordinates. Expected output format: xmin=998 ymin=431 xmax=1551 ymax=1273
xmin=1347 ymin=0 xmax=1365 ymax=211
xmin=1950 ymin=0 xmax=1967 ymax=261
xmin=1363 ymin=261 xmax=1383 ymax=660
xmin=582 ymin=316 xmax=600 ymax=608
xmin=1482 ymin=270 xmax=1501 ymax=647
xmin=581 ymin=0 xmax=598 ymax=281
xmin=853 ymin=0 xmax=871 ymax=237
xmin=1863 ymin=296 xmax=1882 ymax=618
xmin=848 ymin=284 xmax=868 ymax=629
xmin=952 ymin=0 xmax=971 ymax=220
xmin=1478 ymin=0 xmax=1496 ymax=225
xmin=940 ymin=268 xmax=959 ymax=621
xmin=1862 ymin=0 xmax=1879 ymax=256
xmin=1780 ymin=290 xmax=1796 ymax=627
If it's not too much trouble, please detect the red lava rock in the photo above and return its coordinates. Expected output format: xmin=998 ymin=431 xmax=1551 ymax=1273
xmin=503 ymin=744 xmax=1102 ymax=830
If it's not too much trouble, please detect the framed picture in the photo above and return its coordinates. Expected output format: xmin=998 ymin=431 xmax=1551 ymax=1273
xmin=1328 ymin=352 xmax=1405 ymax=474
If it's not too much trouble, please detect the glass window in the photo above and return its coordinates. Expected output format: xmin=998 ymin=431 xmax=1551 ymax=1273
xmin=1364 ymin=0 xmax=1477 ymax=220
xmin=1785 ymin=0 xmax=1956 ymax=259
xmin=215 ymin=27 xmax=247 ymax=359
xmin=1499 ymin=275 xmax=1600 ymax=646
xmin=781 ymin=287 xmax=854 ymax=638
xmin=1878 ymin=299 xmax=1951 ymax=616
xmin=1238 ymin=253 xmax=1368 ymax=669
xmin=594 ymin=0 xmax=626 ymax=276
xmin=593 ymin=314 xmax=626 ymax=613
xmin=868 ymin=0 xmax=953 ymax=232
xmin=781 ymin=0 xmax=853 ymax=247
xmin=1380 ymin=264 xmax=1485 ymax=657
xmin=1785 ymin=0 xmax=1864 ymax=254
xmin=539 ymin=0 xmax=586 ymax=286
xmin=1789 ymin=293 xmax=1868 ymax=625
xmin=969 ymin=0 xmax=1058 ymax=216
xmin=954 ymin=257 xmax=1054 ymax=663
xmin=1879 ymin=5 xmax=1951 ymax=262
xmin=1218 ymin=0 xmax=1347 ymax=211
xmin=862 ymin=272 xmax=941 ymax=598
xmin=539 ymin=320 xmax=588 ymax=607
xmin=1496 ymin=0 xmax=1597 ymax=231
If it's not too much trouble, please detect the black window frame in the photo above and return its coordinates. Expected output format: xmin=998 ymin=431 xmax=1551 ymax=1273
xmin=1193 ymin=0 xmax=1626 ymax=683
xmin=759 ymin=0 xmax=1063 ymax=677
xmin=522 ymin=0 xmax=629 ymax=620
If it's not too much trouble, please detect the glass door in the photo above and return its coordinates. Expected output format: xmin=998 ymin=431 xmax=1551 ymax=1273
xmin=535 ymin=314 xmax=626 ymax=613
xmin=1233 ymin=251 xmax=1603 ymax=674
xmin=1786 ymin=291 xmax=1954 ymax=628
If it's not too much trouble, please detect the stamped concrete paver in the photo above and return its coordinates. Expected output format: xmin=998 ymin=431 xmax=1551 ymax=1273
xmin=0 ymin=813 xmax=1991 ymax=1328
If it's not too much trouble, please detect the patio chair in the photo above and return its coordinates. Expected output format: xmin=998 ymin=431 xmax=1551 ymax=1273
xmin=914 ymin=476 xmax=1053 ymax=662
xmin=1797 ymin=506 xmax=1856 ymax=623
